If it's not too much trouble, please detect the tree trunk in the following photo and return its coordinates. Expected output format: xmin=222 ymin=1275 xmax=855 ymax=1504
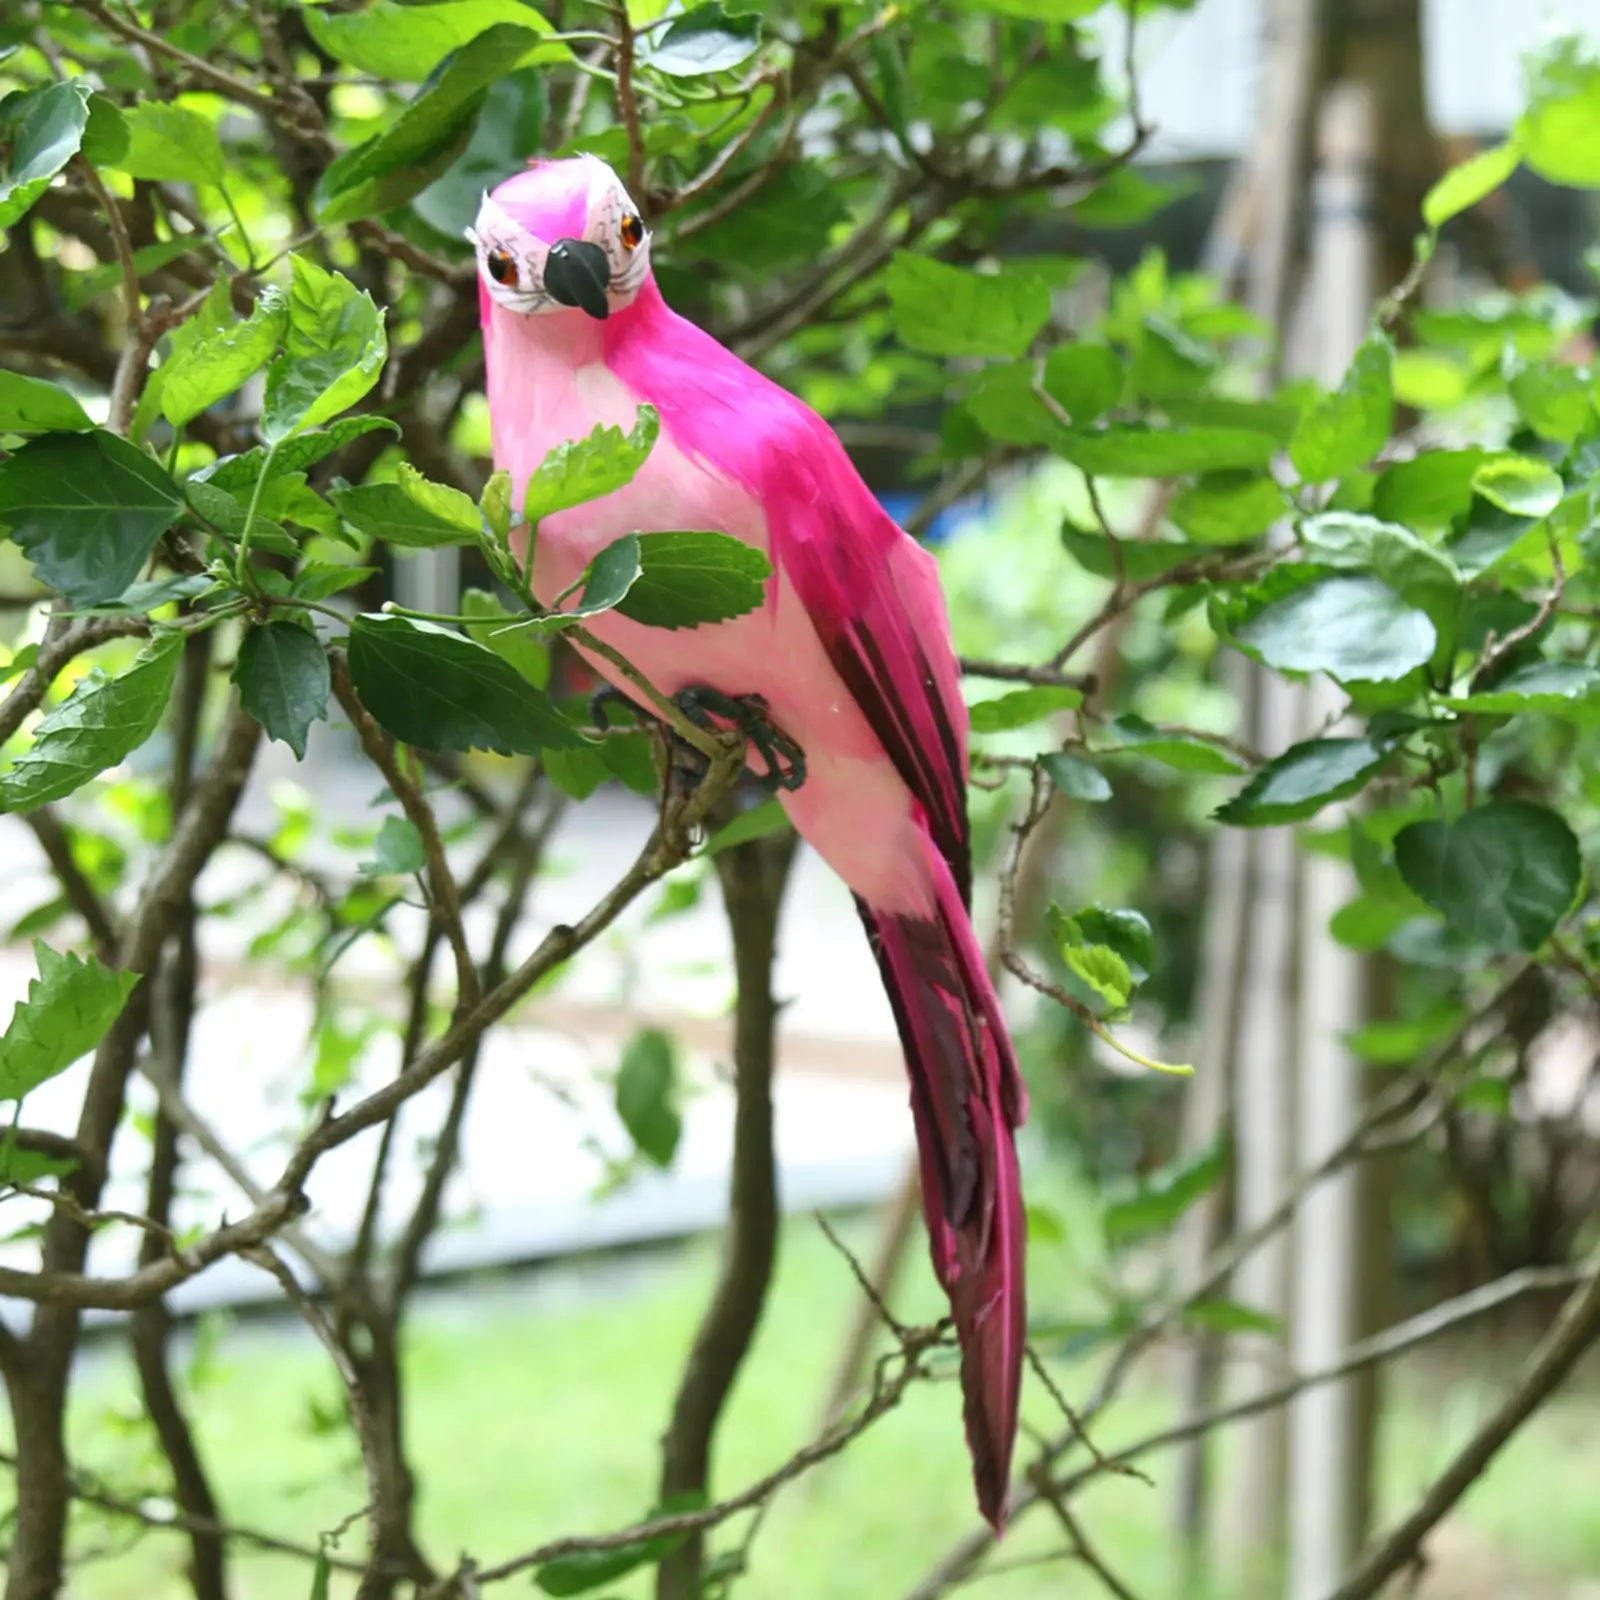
xmin=657 ymin=824 xmax=798 ymax=1600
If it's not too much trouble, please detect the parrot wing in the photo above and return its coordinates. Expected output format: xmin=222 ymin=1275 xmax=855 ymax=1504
xmin=759 ymin=420 xmax=976 ymax=908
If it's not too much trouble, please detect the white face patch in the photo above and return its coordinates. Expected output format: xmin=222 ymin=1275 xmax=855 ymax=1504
xmin=468 ymin=168 xmax=654 ymax=319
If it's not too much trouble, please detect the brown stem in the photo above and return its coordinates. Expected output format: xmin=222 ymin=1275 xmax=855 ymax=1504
xmin=1322 ymin=1254 xmax=1600 ymax=1600
xmin=4 ymin=700 xmax=262 ymax=1600
xmin=129 ymin=632 xmax=226 ymax=1600
xmin=656 ymin=821 xmax=799 ymax=1600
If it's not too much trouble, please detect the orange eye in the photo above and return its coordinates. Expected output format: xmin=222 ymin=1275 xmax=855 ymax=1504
xmin=619 ymin=213 xmax=645 ymax=251
xmin=486 ymin=248 xmax=518 ymax=286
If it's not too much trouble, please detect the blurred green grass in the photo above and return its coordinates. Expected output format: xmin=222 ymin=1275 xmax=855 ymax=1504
xmin=55 ymin=1197 xmax=1600 ymax=1600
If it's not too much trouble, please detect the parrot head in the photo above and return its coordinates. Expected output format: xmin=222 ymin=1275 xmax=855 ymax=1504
xmin=468 ymin=155 xmax=652 ymax=322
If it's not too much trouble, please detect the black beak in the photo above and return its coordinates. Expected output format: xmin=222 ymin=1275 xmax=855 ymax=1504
xmin=543 ymin=238 xmax=611 ymax=319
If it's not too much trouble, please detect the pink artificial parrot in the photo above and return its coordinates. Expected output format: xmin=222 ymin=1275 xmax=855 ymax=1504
xmin=471 ymin=155 xmax=1027 ymax=1528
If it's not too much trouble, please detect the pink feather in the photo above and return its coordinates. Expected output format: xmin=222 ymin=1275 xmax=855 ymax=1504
xmin=478 ymin=159 xmax=1028 ymax=1529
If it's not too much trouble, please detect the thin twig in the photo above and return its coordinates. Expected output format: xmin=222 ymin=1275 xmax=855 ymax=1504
xmin=331 ymin=652 xmax=481 ymax=1015
xmin=1321 ymin=1255 xmax=1600 ymax=1600
xmin=457 ymin=1323 xmax=955 ymax=1591
xmin=613 ymin=4 xmax=647 ymax=203
xmin=1027 ymin=1468 xmax=1143 ymax=1600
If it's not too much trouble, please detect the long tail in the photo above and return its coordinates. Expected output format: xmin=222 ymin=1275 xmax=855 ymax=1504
xmin=856 ymin=830 xmax=1028 ymax=1532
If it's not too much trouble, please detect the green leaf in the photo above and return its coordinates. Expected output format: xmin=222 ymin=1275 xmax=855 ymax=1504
xmin=233 ymin=622 xmax=330 ymax=760
xmin=80 ymin=93 xmax=128 ymax=167
xmin=260 ymin=257 xmax=387 ymax=446
xmin=347 ymin=613 xmax=582 ymax=755
xmin=1214 ymin=737 xmax=1390 ymax=827
xmin=1470 ymin=455 xmax=1564 ymax=518
xmin=309 ymin=1545 xmax=332 ymax=1600
xmin=541 ymin=744 xmax=611 ymax=801
xmin=362 ymin=815 xmax=426 ymax=878
xmin=0 ymin=372 xmax=93 ymax=434
xmin=1167 ymin=471 xmax=1286 ymax=545
xmin=571 ymin=534 xmax=643 ymax=618
xmin=1423 ymin=140 xmax=1521 ymax=228
xmin=480 ymin=470 xmax=514 ymax=543
xmin=1061 ymin=904 xmax=1154 ymax=983
xmin=1394 ymin=801 xmax=1582 ymax=952
xmin=1102 ymin=1141 xmax=1228 ymax=1245
xmin=1441 ymin=660 xmax=1600 ymax=717
xmin=409 ymin=69 xmax=547 ymax=245
xmin=615 ymin=1029 xmax=681 ymax=1167
xmin=1517 ymin=31 xmax=1600 ymax=187
xmin=1343 ymin=1000 xmax=1467 ymax=1066
xmin=1225 ymin=574 xmax=1436 ymax=684
xmin=0 ymin=430 xmax=182 ymax=606
xmin=305 ymin=0 xmax=563 ymax=80
xmin=1060 ymin=522 xmax=1193 ymax=581
xmin=316 ymin=23 xmax=553 ymax=225
xmin=293 ymin=563 xmax=373 ymax=604
xmin=203 ymin=417 xmax=401 ymax=495
xmin=1101 ymin=713 xmax=1245 ymax=775
xmin=958 ymin=0 xmax=1100 ymax=18
xmin=0 ymin=942 xmax=140 ymax=1102
xmin=1299 ymin=512 xmax=1461 ymax=624
xmin=1371 ymin=449 xmax=1488 ymax=527
xmin=1026 ymin=1203 xmax=1066 ymax=1245
xmin=82 ymin=573 xmax=214 ymax=617
xmin=1038 ymin=750 xmax=1110 ymax=801
xmin=641 ymin=6 xmax=761 ymax=77
xmin=1054 ymin=425 xmax=1279 ymax=478
xmin=1041 ymin=343 xmax=1122 ymax=425
xmin=885 ymin=253 xmax=1052 ymax=360
xmin=705 ymin=798 xmax=791 ymax=854
xmin=1457 ymin=1077 xmax=1514 ymax=1117
xmin=331 ymin=482 xmax=480 ymax=550
xmin=459 ymin=588 xmax=550 ymax=688
xmin=114 ymin=102 xmax=228 ymax=187
xmin=1329 ymin=895 xmax=1412 ymax=952
xmin=0 ymin=1140 xmax=78 ymax=1188
xmin=0 ymin=82 xmax=91 ymax=228
xmin=1127 ymin=315 xmax=1216 ymax=401
xmin=0 ymin=633 xmax=183 ymax=812
xmin=185 ymin=479 xmax=291 ymax=553
xmin=968 ymin=685 xmax=1081 ymax=732
xmin=1508 ymin=360 xmax=1593 ymax=444
xmin=603 ymin=734 xmax=658 ymax=794
xmin=675 ymin=160 xmax=847 ymax=274
xmin=961 ymin=365 xmax=1061 ymax=447
xmin=1181 ymin=1299 xmax=1283 ymax=1337
xmin=534 ymin=1497 xmax=698 ymax=1599
xmin=613 ymin=531 xmax=772 ymax=630
xmin=1289 ymin=333 xmax=1394 ymax=483
xmin=524 ymin=407 xmax=659 ymax=526
xmin=396 ymin=463 xmax=479 ymax=535
xmin=1064 ymin=943 xmax=1132 ymax=1010
xmin=161 ymin=282 xmax=288 ymax=428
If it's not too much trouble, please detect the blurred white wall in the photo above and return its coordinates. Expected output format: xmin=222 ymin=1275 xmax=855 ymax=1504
xmin=1090 ymin=0 xmax=1600 ymax=160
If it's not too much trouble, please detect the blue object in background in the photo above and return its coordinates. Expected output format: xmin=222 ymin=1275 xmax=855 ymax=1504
xmin=875 ymin=490 xmax=991 ymax=547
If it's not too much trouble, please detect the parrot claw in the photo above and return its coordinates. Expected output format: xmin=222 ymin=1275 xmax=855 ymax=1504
xmin=673 ymin=687 xmax=806 ymax=794
xmin=589 ymin=685 xmax=644 ymax=731
xmin=585 ymin=685 xmax=805 ymax=795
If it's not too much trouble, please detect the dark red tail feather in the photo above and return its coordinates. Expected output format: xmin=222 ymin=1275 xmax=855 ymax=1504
xmin=856 ymin=840 xmax=1027 ymax=1531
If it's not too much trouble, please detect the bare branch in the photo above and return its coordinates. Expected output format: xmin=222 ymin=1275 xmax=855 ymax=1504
xmin=454 ymin=1321 xmax=956 ymax=1593
xmin=0 ymin=613 xmax=148 ymax=749
xmin=657 ymin=823 xmax=798 ymax=1599
xmin=1321 ymin=1255 xmax=1600 ymax=1600
xmin=22 ymin=808 xmax=118 ymax=959
xmin=1027 ymin=1468 xmax=1143 ymax=1600
xmin=331 ymin=652 xmax=481 ymax=1013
